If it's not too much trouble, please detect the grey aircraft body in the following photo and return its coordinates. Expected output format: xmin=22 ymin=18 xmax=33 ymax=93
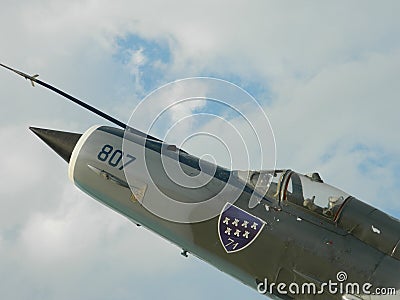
xmin=2 ymin=64 xmax=400 ymax=300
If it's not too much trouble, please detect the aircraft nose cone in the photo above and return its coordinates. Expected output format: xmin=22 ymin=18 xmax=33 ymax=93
xmin=30 ymin=127 xmax=82 ymax=163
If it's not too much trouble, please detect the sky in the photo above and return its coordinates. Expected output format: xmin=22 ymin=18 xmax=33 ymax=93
xmin=0 ymin=1 xmax=399 ymax=299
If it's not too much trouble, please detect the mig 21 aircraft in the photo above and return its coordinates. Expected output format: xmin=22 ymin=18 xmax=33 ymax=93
xmin=1 ymin=63 xmax=399 ymax=300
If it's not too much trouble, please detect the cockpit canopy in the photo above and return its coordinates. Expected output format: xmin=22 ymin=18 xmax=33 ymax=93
xmin=236 ymin=169 xmax=350 ymax=220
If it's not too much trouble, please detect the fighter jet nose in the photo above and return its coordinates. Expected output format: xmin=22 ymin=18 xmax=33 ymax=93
xmin=30 ymin=127 xmax=82 ymax=163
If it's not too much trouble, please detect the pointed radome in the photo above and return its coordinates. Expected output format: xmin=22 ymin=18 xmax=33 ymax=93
xmin=30 ymin=127 xmax=82 ymax=162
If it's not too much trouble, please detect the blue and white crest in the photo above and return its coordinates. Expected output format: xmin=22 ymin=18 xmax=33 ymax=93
xmin=218 ymin=203 xmax=265 ymax=253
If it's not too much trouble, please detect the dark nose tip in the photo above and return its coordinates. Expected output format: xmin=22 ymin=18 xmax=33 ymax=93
xmin=29 ymin=127 xmax=82 ymax=163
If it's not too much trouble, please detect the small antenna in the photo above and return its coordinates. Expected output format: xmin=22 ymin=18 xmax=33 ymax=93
xmin=0 ymin=63 xmax=161 ymax=141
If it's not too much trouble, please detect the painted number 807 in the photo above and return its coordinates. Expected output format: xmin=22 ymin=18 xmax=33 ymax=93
xmin=97 ymin=144 xmax=136 ymax=170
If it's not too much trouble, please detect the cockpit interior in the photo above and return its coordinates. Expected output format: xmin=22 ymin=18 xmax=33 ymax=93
xmin=235 ymin=169 xmax=350 ymax=221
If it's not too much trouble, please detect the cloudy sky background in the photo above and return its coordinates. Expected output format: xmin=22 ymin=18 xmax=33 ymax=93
xmin=1 ymin=1 xmax=399 ymax=299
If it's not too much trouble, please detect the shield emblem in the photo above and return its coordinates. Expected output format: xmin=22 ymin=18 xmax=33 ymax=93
xmin=218 ymin=203 xmax=265 ymax=253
